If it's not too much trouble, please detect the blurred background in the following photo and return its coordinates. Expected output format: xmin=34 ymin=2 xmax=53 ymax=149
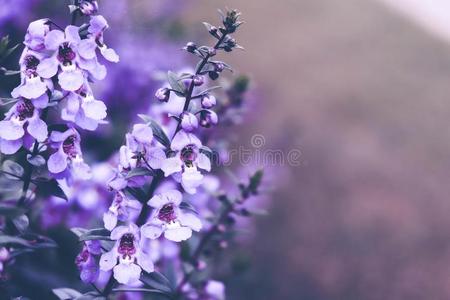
xmin=3 ymin=0 xmax=450 ymax=299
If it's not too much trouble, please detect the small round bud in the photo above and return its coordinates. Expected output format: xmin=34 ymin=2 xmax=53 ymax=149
xmin=155 ymin=87 xmax=170 ymax=102
xmin=201 ymin=94 xmax=216 ymax=109
xmin=199 ymin=110 xmax=218 ymax=128
xmin=180 ymin=112 xmax=198 ymax=132
xmin=192 ymin=75 xmax=204 ymax=86
xmin=207 ymin=47 xmax=217 ymax=56
xmin=214 ymin=63 xmax=225 ymax=73
xmin=208 ymin=71 xmax=219 ymax=81
xmin=209 ymin=26 xmax=218 ymax=36
xmin=223 ymin=46 xmax=233 ymax=53
xmin=79 ymin=0 xmax=98 ymax=15
xmin=185 ymin=42 xmax=197 ymax=53
xmin=0 ymin=248 xmax=9 ymax=262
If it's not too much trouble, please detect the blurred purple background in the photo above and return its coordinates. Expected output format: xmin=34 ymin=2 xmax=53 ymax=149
xmin=186 ymin=0 xmax=450 ymax=299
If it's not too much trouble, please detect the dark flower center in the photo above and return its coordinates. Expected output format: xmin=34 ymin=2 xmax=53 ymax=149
xmin=118 ymin=233 xmax=136 ymax=258
xmin=180 ymin=144 xmax=198 ymax=167
xmin=58 ymin=43 xmax=76 ymax=65
xmin=63 ymin=135 xmax=78 ymax=157
xmin=16 ymin=100 xmax=35 ymax=120
xmin=158 ymin=203 xmax=177 ymax=223
xmin=75 ymin=248 xmax=90 ymax=266
xmin=24 ymin=55 xmax=40 ymax=74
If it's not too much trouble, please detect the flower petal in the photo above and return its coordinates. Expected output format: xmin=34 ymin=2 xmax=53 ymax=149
xmin=78 ymin=39 xmax=97 ymax=60
xmin=132 ymin=124 xmax=153 ymax=144
xmin=171 ymin=131 xmax=201 ymax=151
xmin=58 ymin=69 xmax=84 ymax=91
xmin=137 ymin=250 xmax=154 ymax=273
xmin=0 ymin=139 xmax=22 ymax=154
xmin=0 ymin=120 xmax=24 ymax=141
xmin=100 ymin=47 xmax=119 ymax=62
xmin=82 ymin=99 xmax=107 ymax=120
xmin=164 ymin=227 xmax=192 ymax=242
xmin=103 ymin=211 xmax=118 ymax=231
xmin=44 ymin=30 xmax=64 ymax=50
xmin=197 ymin=153 xmax=211 ymax=171
xmin=20 ymin=77 xmax=47 ymax=99
xmin=47 ymin=149 xmax=68 ymax=174
xmin=36 ymin=57 xmax=58 ymax=78
xmin=113 ymin=263 xmax=141 ymax=285
xmin=141 ymin=223 xmax=163 ymax=240
xmin=161 ymin=157 xmax=182 ymax=177
xmin=27 ymin=116 xmax=48 ymax=142
xmin=99 ymin=248 xmax=117 ymax=271
xmin=179 ymin=212 xmax=202 ymax=232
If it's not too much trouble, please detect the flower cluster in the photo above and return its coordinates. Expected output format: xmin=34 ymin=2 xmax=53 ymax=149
xmin=0 ymin=4 xmax=118 ymax=182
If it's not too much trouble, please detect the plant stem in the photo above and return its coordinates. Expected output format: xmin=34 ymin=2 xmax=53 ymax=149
xmin=172 ymin=30 xmax=229 ymax=138
xmin=174 ymin=199 xmax=234 ymax=298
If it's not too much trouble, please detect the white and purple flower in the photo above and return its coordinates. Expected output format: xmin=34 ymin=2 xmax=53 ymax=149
xmin=36 ymin=25 xmax=105 ymax=92
xmin=99 ymin=223 xmax=154 ymax=284
xmin=23 ymin=18 xmax=50 ymax=51
xmin=60 ymin=82 xmax=107 ymax=131
xmin=47 ymin=128 xmax=91 ymax=180
xmin=77 ymin=15 xmax=119 ymax=63
xmin=103 ymin=177 xmax=142 ymax=231
xmin=161 ymin=131 xmax=211 ymax=194
xmin=141 ymin=190 xmax=202 ymax=242
xmin=0 ymin=95 xmax=48 ymax=155
xmin=12 ymin=49 xmax=53 ymax=99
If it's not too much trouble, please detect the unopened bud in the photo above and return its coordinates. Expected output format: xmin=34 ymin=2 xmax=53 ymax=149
xmin=181 ymin=112 xmax=198 ymax=132
xmin=185 ymin=42 xmax=197 ymax=53
xmin=201 ymin=94 xmax=216 ymax=109
xmin=192 ymin=75 xmax=204 ymax=86
xmin=199 ymin=110 xmax=218 ymax=128
xmin=155 ymin=87 xmax=170 ymax=102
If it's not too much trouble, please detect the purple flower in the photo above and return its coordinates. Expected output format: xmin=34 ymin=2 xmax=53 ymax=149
xmin=47 ymin=128 xmax=91 ymax=180
xmin=75 ymin=240 xmax=101 ymax=283
xmin=181 ymin=112 xmax=198 ymax=132
xmin=103 ymin=178 xmax=142 ymax=230
xmin=61 ymin=82 xmax=107 ymax=131
xmin=24 ymin=19 xmax=50 ymax=51
xmin=99 ymin=223 xmax=154 ymax=284
xmin=12 ymin=49 xmax=53 ymax=99
xmin=80 ymin=15 xmax=119 ymax=63
xmin=119 ymin=124 xmax=165 ymax=172
xmin=36 ymin=25 xmax=105 ymax=92
xmin=79 ymin=0 xmax=99 ymax=16
xmin=0 ymin=95 xmax=48 ymax=154
xmin=161 ymin=131 xmax=211 ymax=194
xmin=141 ymin=190 xmax=202 ymax=242
xmin=155 ymin=87 xmax=170 ymax=102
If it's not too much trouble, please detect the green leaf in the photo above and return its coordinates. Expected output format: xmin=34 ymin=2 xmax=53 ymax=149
xmin=79 ymin=228 xmax=111 ymax=241
xmin=167 ymin=71 xmax=186 ymax=95
xmin=52 ymin=288 xmax=83 ymax=300
xmin=179 ymin=201 xmax=198 ymax=215
xmin=2 ymin=160 xmax=24 ymax=179
xmin=126 ymin=167 xmax=155 ymax=179
xmin=70 ymin=227 xmax=88 ymax=238
xmin=34 ymin=178 xmax=68 ymax=201
xmin=199 ymin=86 xmax=222 ymax=95
xmin=140 ymin=271 xmax=174 ymax=294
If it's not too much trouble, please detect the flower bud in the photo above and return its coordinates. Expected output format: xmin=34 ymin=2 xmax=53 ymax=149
xmin=207 ymin=47 xmax=217 ymax=56
xmin=199 ymin=110 xmax=218 ymax=128
xmin=214 ymin=63 xmax=225 ymax=73
xmin=192 ymin=75 xmax=204 ymax=86
xmin=155 ymin=87 xmax=170 ymax=102
xmin=209 ymin=25 xmax=219 ymax=37
xmin=201 ymin=94 xmax=217 ymax=109
xmin=79 ymin=0 xmax=98 ymax=16
xmin=185 ymin=42 xmax=197 ymax=53
xmin=181 ymin=112 xmax=198 ymax=132
xmin=208 ymin=71 xmax=219 ymax=81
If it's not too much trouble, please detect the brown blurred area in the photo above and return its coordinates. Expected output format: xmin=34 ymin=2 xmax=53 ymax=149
xmin=186 ymin=0 xmax=450 ymax=299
